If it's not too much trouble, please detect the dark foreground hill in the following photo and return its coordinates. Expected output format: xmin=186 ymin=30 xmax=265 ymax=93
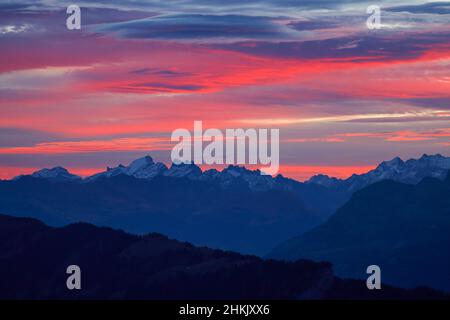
xmin=269 ymin=172 xmax=450 ymax=292
xmin=0 ymin=214 xmax=446 ymax=300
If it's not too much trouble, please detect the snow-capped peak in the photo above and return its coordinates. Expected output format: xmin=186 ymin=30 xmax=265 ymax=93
xmin=222 ymin=165 xmax=262 ymax=177
xmin=306 ymin=154 xmax=450 ymax=192
xmin=306 ymin=174 xmax=341 ymax=188
xmin=84 ymin=156 xmax=274 ymax=190
xmin=415 ymin=154 xmax=450 ymax=168
xmin=163 ymin=162 xmax=202 ymax=178
xmin=85 ymin=155 xmax=168 ymax=181
xmin=378 ymin=156 xmax=404 ymax=170
xmin=198 ymin=164 xmax=275 ymax=191
xmin=126 ymin=156 xmax=155 ymax=174
xmin=123 ymin=155 xmax=167 ymax=179
xmin=28 ymin=167 xmax=81 ymax=182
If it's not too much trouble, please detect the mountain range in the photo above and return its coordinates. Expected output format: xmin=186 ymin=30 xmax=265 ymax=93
xmin=2 ymin=167 xmax=322 ymax=256
xmin=269 ymin=170 xmax=450 ymax=291
xmin=17 ymin=155 xmax=349 ymax=217
xmin=18 ymin=153 xmax=450 ymax=199
xmin=0 ymin=213 xmax=446 ymax=300
xmin=2 ymin=156 xmax=349 ymax=256
xmin=2 ymin=153 xmax=450 ymax=257
xmin=306 ymin=153 xmax=450 ymax=192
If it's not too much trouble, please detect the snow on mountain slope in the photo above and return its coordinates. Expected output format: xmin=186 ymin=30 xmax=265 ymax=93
xmin=13 ymin=154 xmax=450 ymax=194
xmin=163 ymin=162 xmax=202 ymax=178
xmin=84 ymin=156 xmax=168 ymax=182
xmin=199 ymin=165 xmax=277 ymax=192
xmin=307 ymin=154 xmax=450 ymax=192
xmin=83 ymin=156 xmax=278 ymax=191
xmin=126 ymin=156 xmax=168 ymax=179
xmin=15 ymin=167 xmax=81 ymax=182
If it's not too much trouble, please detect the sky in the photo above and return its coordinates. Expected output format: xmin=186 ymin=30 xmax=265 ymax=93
xmin=0 ymin=0 xmax=449 ymax=181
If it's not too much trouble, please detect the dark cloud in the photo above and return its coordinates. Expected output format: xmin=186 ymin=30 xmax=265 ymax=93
xmin=93 ymin=14 xmax=296 ymax=41
xmin=87 ymin=6 xmax=449 ymax=63
xmin=214 ymin=31 xmax=450 ymax=61
xmin=346 ymin=116 xmax=450 ymax=123
xmin=129 ymin=68 xmax=192 ymax=77
xmin=80 ymin=7 xmax=154 ymax=25
xmin=0 ymin=2 xmax=36 ymax=11
xmin=0 ymin=151 xmax=169 ymax=169
xmin=387 ymin=2 xmax=450 ymax=15
xmin=0 ymin=128 xmax=60 ymax=147
xmin=135 ymin=82 xmax=205 ymax=91
xmin=0 ymin=7 xmax=152 ymax=30
xmin=73 ymin=0 xmax=388 ymax=11
xmin=111 ymin=82 xmax=206 ymax=93
xmin=398 ymin=97 xmax=450 ymax=110
xmin=288 ymin=20 xmax=340 ymax=31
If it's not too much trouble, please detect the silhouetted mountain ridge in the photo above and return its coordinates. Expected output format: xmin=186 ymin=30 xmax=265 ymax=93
xmin=0 ymin=214 xmax=446 ymax=300
xmin=307 ymin=154 xmax=450 ymax=192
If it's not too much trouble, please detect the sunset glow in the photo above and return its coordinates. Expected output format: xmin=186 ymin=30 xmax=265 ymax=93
xmin=1 ymin=1 xmax=449 ymax=180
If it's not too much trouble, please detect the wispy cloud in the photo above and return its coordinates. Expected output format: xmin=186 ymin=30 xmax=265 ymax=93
xmin=0 ymin=23 xmax=33 ymax=34
xmin=92 ymin=14 xmax=302 ymax=43
xmin=237 ymin=110 xmax=450 ymax=125
xmin=0 ymin=137 xmax=172 ymax=154
xmin=337 ymin=128 xmax=450 ymax=142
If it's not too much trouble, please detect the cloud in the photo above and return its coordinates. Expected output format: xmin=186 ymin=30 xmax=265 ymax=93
xmin=395 ymin=97 xmax=450 ymax=109
xmin=337 ymin=128 xmax=450 ymax=142
xmin=129 ymin=68 xmax=192 ymax=76
xmin=0 ymin=127 xmax=60 ymax=147
xmin=216 ymin=31 xmax=450 ymax=61
xmin=288 ymin=19 xmax=340 ymax=31
xmin=237 ymin=110 xmax=450 ymax=125
xmin=93 ymin=14 xmax=301 ymax=42
xmin=0 ymin=2 xmax=35 ymax=11
xmin=387 ymin=2 xmax=450 ymax=14
xmin=0 ymin=137 xmax=172 ymax=154
xmin=0 ymin=23 xmax=33 ymax=34
xmin=3 ymin=0 xmax=374 ymax=14
xmin=110 ymin=82 xmax=207 ymax=93
xmin=285 ymin=137 xmax=345 ymax=143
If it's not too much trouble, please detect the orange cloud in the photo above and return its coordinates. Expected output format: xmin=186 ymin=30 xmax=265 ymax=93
xmin=285 ymin=137 xmax=345 ymax=143
xmin=338 ymin=128 xmax=450 ymax=142
xmin=0 ymin=137 xmax=172 ymax=155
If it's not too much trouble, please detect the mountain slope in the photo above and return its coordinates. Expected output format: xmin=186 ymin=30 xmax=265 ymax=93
xmin=83 ymin=156 xmax=348 ymax=217
xmin=269 ymin=171 xmax=450 ymax=291
xmin=16 ymin=156 xmax=348 ymax=219
xmin=307 ymin=154 xmax=450 ymax=193
xmin=0 ymin=214 xmax=446 ymax=300
xmin=5 ymin=154 xmax=448 ymax=256
xmin=0 ymin=174 xmax=322 ymax=256
xmin=15 ymin=167 xmax=82 ymax=182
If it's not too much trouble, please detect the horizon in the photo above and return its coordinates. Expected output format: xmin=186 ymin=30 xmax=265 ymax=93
xmin=1 ymin=1 xmax=449 ymax=182
xmin=4 ymin=152 xmax=449 ymax=182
